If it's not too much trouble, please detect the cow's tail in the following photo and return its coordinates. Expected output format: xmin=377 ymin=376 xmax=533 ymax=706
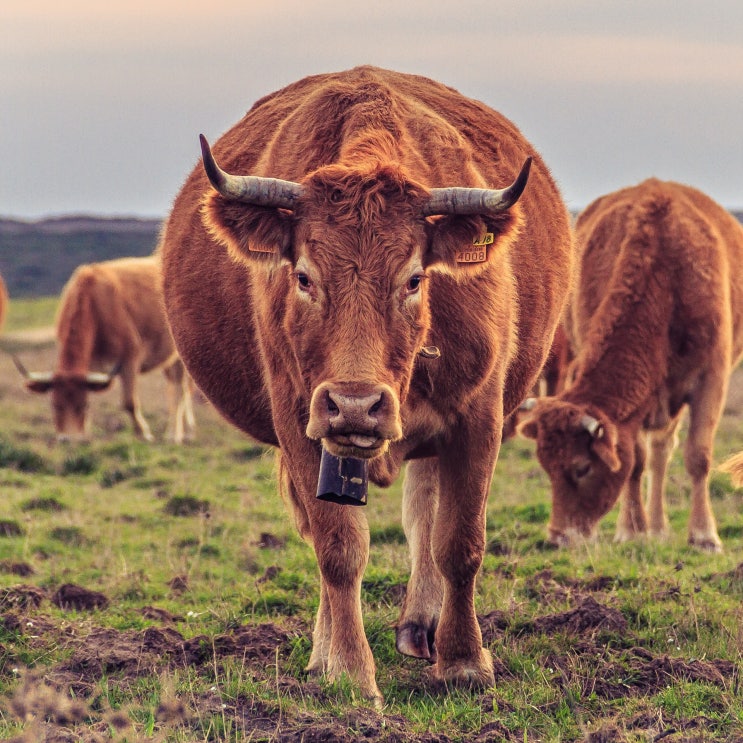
xmin=720 ymin=451 xmax=743 ymax=487
xmin=276 ymin=450 xmax=312 ymax=542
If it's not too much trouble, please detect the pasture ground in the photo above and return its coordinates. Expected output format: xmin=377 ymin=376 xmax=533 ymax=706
xmin=0 ymin=297 xmax=742 ymax=742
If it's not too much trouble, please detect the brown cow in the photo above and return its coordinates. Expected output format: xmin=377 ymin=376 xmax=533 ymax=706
xmin=518 ymin=179 xmax=743 ymax=552
xmin=160 ymin=66 xmax=573 ymax=703
xmin=16 ymin=255 xmax=195 ymax=443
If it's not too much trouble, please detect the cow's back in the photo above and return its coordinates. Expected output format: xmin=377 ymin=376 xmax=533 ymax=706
xmin=57 ymin=255 xmax=178 ymax=375
xmin=161 ymin=67 xmax=572 ymax=439
xmin=570 ymin=179 xmax=743 ymax=414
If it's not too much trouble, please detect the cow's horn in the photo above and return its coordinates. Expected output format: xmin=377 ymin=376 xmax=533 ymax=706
xmin=423 ymin=157 xmax=532 ymax=216
xmin=11 ymin=355 xmax=53 ymax=383
xmin=580 ymin=415 xmax=603 ymax=438
xmin=199 ymin=134 xmax=303 ymax=209
xmin=11 ymin=354 xmax=30 ymax=379
xmin=520 ymin=397 xmax=538 ymax=411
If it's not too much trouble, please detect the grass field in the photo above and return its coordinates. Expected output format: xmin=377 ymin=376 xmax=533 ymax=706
xmin=0 ymin=297 xmax=741 ymax=742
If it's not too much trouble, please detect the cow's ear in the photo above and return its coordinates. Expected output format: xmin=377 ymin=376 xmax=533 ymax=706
xmin=589 ymin=419 xmax=622 ymax=473
xmin=517 ymin=415 xmax=539 ymax=440
xmin=201 ymin=192 xmax=294 ymax=264
xmin=423 ymin=207 xmax=523 ymax=276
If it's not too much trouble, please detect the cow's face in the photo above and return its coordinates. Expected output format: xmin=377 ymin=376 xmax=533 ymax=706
xmin=201 ymin=147 xmax=527 ymax=459
xmin=51 ymin=379 xmax=90 ymax=440
xmin=24 ymin=373 xmax=115 ymax=442
xmin=518 ymin=399 xmax=632 ymax=545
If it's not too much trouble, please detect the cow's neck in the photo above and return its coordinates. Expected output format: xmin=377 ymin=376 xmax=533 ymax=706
xmin=566 ymin=305 xmax=670 ymax=425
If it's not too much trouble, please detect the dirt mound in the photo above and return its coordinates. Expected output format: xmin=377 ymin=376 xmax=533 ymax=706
xmin=589 ymin=646 xmax=738 ymax=700
xmin=528 ymin=596 xmax=627 ymax=635
xmin=50 ymin=584 xmax=109 ymax=612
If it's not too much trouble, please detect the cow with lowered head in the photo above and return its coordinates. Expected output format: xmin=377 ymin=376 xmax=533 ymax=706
xmin=16 ymin=255 xmax=195 ymax=443
xmin=160 ymin=67 xmax=573 ymax=704
xmin=519 ymin=179 xmax=743 ymax=552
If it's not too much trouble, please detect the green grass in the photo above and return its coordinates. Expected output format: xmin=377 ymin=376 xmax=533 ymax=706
xmin=3 ymin=295 xmax=58 ymax=332
xmin=0 ymin=301 xmax=742 ymax=741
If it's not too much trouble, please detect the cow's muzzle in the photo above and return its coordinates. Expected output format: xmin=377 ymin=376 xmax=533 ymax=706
xmin=306 ymin=382 xmax=402 ymax=458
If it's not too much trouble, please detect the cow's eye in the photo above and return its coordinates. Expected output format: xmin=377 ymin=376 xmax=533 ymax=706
xmin=296 ymin=272 xmax=312 ymax=291
xmin=406 ymin=275 xmax=423 ymax=295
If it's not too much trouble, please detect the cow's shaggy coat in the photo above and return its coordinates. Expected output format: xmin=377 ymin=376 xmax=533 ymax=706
xmin=161 ymin=66 xmax=573 ymax=703
xmin=519 ymin=179 xmax=743 ymax=551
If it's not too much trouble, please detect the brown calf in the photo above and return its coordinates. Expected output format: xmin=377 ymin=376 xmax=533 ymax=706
xmin=17 ymin=255 xmax=195 ymax=443
xmin=519 ymin=179 xmax=743 ymax=551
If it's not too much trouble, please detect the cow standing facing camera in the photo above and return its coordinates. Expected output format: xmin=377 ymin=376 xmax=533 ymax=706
xmin=160 ymin=67 xmax=573 ymax=704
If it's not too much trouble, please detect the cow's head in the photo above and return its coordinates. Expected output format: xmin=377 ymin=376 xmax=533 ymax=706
xmin=13 ymin=356 xmax=118 ymax=441
xmin=517 ymin=398 xmax=632 ymax=545
xmin=199 ymin=135 xmax=530 ymax=459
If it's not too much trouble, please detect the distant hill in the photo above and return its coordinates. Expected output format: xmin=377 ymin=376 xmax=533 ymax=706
xmin=0 ymin=215 xmax=163 ymax=298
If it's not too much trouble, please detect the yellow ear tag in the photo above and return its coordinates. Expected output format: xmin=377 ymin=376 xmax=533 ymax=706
xmin=456 ymin=233 xmax=493 ymax=263
xmin=248 ymin=244 xmax=276 ymax=254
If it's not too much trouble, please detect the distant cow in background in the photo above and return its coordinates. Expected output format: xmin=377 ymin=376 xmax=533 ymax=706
xmin=15 ymin=255 xmax=195 ymax=443
xmin=519 ymin=179 xmax=743 ymax=552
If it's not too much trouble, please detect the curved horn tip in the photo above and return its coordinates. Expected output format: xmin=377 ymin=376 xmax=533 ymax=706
xmin=11 ymin=354 xmax=29 ymax=378
xmin=520 ymin=397 xmax=538 ymax=411
xmin=580 ymin=414 xmax=603 ymax=438
xmin=199 ymin=134 xmax=224 ymax=191
xmin=505 ymin=157 xmax=532 ymax=205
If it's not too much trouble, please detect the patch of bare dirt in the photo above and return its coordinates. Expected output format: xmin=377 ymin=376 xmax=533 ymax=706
xmin=588 ymin=646 xmax=737 ymax=700
xmin=0 ymin=580 xmax=740 ymax=741
xmin=50 ymin=583 xmax=109 ymax=611
xmin=0 ymin=560 xmax=34 ymax=577
xmin=526 ymin=595 xmax=628 ymax=635
xmin=0 ymin=584 xmax=46 ymax=610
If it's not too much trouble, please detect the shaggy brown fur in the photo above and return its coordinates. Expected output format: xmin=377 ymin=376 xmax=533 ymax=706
xmin=160 ymin=66 xmax=573 ymax=703
xmin=20 ymin=255 xmax=194 ymax=443
xmin=519 ymin=179 xmax=743 ymax=551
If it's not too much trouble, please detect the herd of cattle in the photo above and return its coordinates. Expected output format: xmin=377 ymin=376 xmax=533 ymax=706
xmin=5 ymin=66 xmax=743 ymax=703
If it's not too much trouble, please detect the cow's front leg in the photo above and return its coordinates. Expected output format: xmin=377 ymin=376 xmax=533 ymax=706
xmin=614 ymin=434 xmax=648 ymax=542
xmin=397 ymin=457 xmax=442 ymax=662
xmin=281 ymin=457 xmax=380 ymax=705
xmin=309 ymin=497 xmax=379 ymax=703
xmin=429 ymin=423 xmax=497 ymax=688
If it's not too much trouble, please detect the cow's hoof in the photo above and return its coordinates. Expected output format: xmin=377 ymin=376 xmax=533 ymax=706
xmin=396 ymin=621 xmax=436 ymax=663
xmin=688 ymin=533 xmax=723 ymax=553
xmin=427 ymin=648 xmax=495 ymax=689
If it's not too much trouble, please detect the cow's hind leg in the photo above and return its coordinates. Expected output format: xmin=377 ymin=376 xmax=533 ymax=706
xmin=396 ymin=458 xmax=442 ymax=662
xmin=120 ymin=361 xmax=154 ymax=442
xmin=685 ymin=371 xmax=725 ymax=552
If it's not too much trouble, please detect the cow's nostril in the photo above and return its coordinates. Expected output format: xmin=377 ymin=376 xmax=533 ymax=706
xmin=326 ymin=392 xmax=340 ymax=416
xmin=368 ymin=396 xmax=383 ymax=415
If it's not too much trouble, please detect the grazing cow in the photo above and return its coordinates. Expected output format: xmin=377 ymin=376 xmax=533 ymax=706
xmin=16 ymin=255 xmax=195 ymax=443
xmin=160 ymin=66 xmax=573 ymax=703
xmin=518 ymin=179 xmax=743 ymax=551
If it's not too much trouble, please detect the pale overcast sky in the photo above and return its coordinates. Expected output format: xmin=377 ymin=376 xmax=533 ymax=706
xmin=2 ymin=0 xmax=742 ymax=219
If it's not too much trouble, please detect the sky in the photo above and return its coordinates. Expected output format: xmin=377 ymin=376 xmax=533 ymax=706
xmin=2 ymin=0 xmax=743 ymax=220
